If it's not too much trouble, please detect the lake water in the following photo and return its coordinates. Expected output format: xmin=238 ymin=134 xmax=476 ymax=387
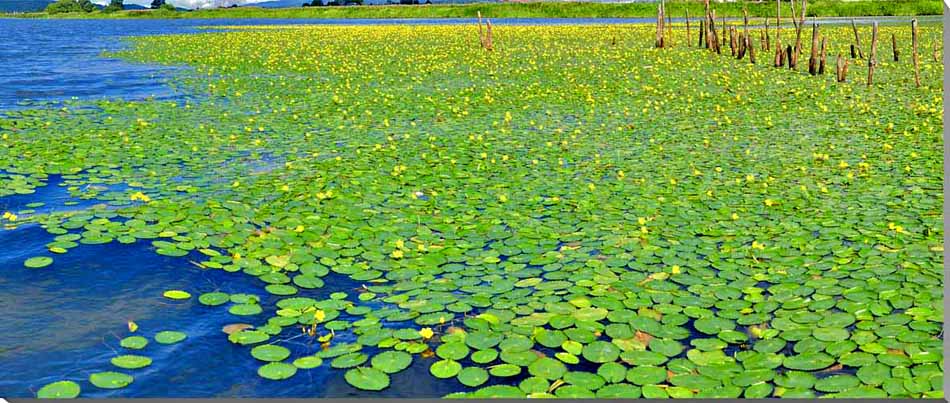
xmin=0 ymin=16 xmax=939 ymax=397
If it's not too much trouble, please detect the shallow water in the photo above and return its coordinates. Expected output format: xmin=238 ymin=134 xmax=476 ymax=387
xmin=0 ymin=15 xmax=940 ymax=398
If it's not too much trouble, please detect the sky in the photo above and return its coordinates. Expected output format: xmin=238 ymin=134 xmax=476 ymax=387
xmin=90 ymin=0 xmax=271 ymax=8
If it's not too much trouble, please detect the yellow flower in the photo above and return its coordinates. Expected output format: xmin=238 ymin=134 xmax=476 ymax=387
xmin=419 ymin=327 xmax=434 ymax=340
xmin=391 ymin=249 xmax=404 ymax=259
xmin=764 ymin=199 xmax=777 ymax=207
xmin=731 ymin=213 xmax=739 ymax=220
xmin=314 ymin=310 xmax=326 ymax=322
xmin=671 ymin=265 xmax=681 ymax=274
xmin=127 ymin=321 xmax=138 ymax=333
xmin=838 ymin=161 xmax=849 ymax=169
xmin=751 ymin=241 xmax=765 ymax=250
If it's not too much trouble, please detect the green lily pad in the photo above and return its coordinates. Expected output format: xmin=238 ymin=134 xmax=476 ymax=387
xmin=198 ymin=292 xmax=230 ymax=306
xmin=37 ymin=380 xmax=81 ymax=398
xmin=251 ymin=345 xmax=291 ymax=362
xmin=24 ymin=256 xmax=53 ymax=268
xmin=527 ymin=357 xmax=567 ymax=380
xmin=293 ymin=355 xmax=323 ymax=369
xmin=119 ymin=336 xmax=148 ymax=350
xmin=88 ymin=372 xmax=133 ymax=389
xmin=258 ymin=362 xmax=297 ymax=380
xmin=457 ymin=367 xmax=490 ymax=387
xmin=582 ymin=341 xmax=620 ymax=363
xmin=370 ymin=351 xmax=412 ymax=374
xmin=162 ymin=290 xmax=191 ymax=300
xmin=431 ymin=359 xmax=462 ymax=378
xmin=345 ymin=367 xmax=390 ymax=391
xmin=154 ymin=331 xmax=186 ymax=344
xmin=110 ymin=355 xmax=152 ymax=369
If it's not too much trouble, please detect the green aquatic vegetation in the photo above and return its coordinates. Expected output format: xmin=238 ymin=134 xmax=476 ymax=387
xmin=88 ymin=372 xmax=133 ymax=389
xmin=162 ymin=290 xmax=191 ymax=300
xmin=3 ymin=21 xmax=944 ymax=398
xmin=119 ymin=336 xmax=148 ymax=350
xmin=110 ymin=355 xmax=153 ymax=369
xmin=23 ymin=256 xmax=53 ymax=268
xmin=36 ymin=380 xmax=81 ymax=398
xmin=154 ymin=331 xmax=186 ymax=344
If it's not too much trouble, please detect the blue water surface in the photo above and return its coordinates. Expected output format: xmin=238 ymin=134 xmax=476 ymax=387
xmin=0 ymin=15 xmax=934 ymax=397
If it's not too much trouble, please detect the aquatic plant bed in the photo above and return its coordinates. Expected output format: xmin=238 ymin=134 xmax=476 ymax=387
xmin=1 ymin=22 xmax=943 ymax=398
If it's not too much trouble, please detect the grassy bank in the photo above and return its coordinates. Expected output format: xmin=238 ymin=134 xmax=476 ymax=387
xmin=5 ymin=0 xmax=944 ymax=20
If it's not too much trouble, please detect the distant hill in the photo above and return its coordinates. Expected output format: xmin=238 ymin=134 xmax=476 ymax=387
xmin=0 ymin=0 xmax=153 ymax=12
xmin=0 ymin=0 xmax=53 ymax=12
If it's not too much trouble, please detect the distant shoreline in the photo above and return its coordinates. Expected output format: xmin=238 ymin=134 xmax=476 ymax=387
xmin=3 ymin=0 xmax=944 ymax=20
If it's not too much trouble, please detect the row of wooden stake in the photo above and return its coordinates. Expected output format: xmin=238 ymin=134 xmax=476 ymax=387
xmin=654 ymin=0 xmax=934 ymax=87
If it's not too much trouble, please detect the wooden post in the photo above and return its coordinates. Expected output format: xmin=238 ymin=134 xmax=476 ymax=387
xmin=477 ymin=11 xmax=484 ymax=48
xmin=867 ymin=21 xmax=878 ymax=86
xmin=791 ymin=0 xmax=807 ymax=70
xmin=704 ymin=0 xmax=711 ymax=49
xmin=729 ymin=26 xmax=737 ymax=56
xmin=851 ymin=44 xmax=857 ymax=59
xmin=710 ymin=10 xmax=721 ymax=54
xmin=836 ymin=54 xmax=849 ymax=82
xmin=912 ymin=19 xmax=920 ymax=87
xmin=721 ymin=15 xmax=727 ymax=48
xmin=891 ymin=33 xmax=899 ymax=62
xmin=808 ymin=23 xmax=820 ymax=75
xmin=786 ymin=44 xmax=793 ymax=69
xmin=851 ymin=19 xmax=864 ymax=59
xmin=819 ymin=37 xmax=827 ymax=74
xmin=764 ymin=18 xmax=770 ymax=51
xmin=656 ymin=2 xmax=665 ymax=48
xmin=934 ymin=42 xmax=940 ymax=63
xmin=699 ymin=19 xmax=705 ymax=48
xmin=686 ymin=9 xmax=691 ymax=47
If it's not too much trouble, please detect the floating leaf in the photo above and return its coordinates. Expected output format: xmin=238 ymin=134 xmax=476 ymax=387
xmin=37 ymin=381 xmax=80 ymax=398
xmin=88 ymin=372 xmax=133 ymax=389
xmin=345 ymin=367 xmax=390 ymax=391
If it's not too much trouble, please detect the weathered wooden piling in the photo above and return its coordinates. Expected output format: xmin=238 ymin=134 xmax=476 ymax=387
xmin=655 ymin=1 xmax=665 ymax=48
xmin=790 ymin=0 xmax=807 ymax=69
xmin=699 ymin=19 xmax=706 ymax=48
xmin=836 ymin=54 xmax=849 ymax=82
xmin=808 ymin=23 xmax=820 ymax=75
xmin=786 ymin=44 xmax=794 ymax=69
xmin=867 ymin=21 xmax=878 ymax=86
xmin=764 ymin=19 xmax=770 ymax=51
xmin=819 ymin=37 xmax=827 ymax=74
xmin=477 ymin=11 xmax=484 ymax=47
xmin=851 ymin=19 xmax=865 ymax=59
xmin=912 ymin=19 xmax=920 ymax=87
xmin=729 ymin=26 xmax=737 ymax=56
xmin=891 ymin=33 xmax=899 ymax=62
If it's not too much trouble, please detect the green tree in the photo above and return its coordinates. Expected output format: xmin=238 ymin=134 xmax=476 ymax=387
xmin=103 ymin=0 xmax=123 ymax=13
xmin=45 ymin=0 xmax=95 ymax=14
xmin=150 ymin=0 xmax=165 ymax=9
